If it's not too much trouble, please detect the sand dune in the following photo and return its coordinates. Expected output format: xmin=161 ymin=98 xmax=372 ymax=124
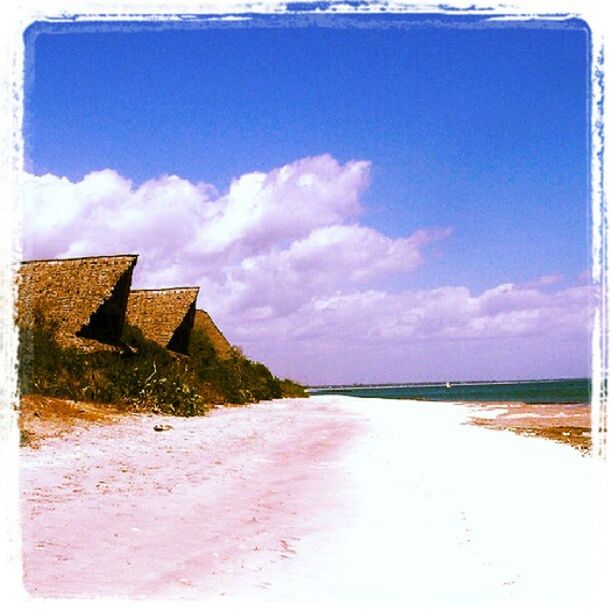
xmin=19 ymin=396 xmax=608 ymax=607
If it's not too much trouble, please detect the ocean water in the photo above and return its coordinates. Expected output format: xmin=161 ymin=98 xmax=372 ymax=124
xmin=308 ymin=378 xmax=591 ymax=404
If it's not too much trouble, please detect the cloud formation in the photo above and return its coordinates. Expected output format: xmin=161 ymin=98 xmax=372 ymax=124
xmin=22 ymin=154 xmax=448 ymax=312
xmin=21 ymin=154 xmax=594 ymax=383
xmin=229 ymin=282 xmax=594 ymax=345
xmin=228 ymin=281 xmax=594 ymax=384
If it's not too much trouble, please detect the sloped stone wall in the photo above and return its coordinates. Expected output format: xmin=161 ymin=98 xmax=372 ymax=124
xmin=126 ymin=287 xmax=199 ymax=351
xmin=17 ymin=256 xmax=233 ymax=359
xmin=194 ymin=310 xmax=234 ymax=360
xmin=17 ymin=255 xmax=138 ymax=349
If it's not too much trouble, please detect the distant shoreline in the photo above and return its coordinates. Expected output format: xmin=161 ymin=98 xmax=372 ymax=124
xmin=307 ymin=378 xmax=591 ymax=406
xmin=307 ymin=376 xmax=589 ymax=392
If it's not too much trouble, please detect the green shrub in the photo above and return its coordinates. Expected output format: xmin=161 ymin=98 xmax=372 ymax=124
xmin=188 ymin=328 xmax=288 ymax=404
xmin=18 ymin=322 xmax=207 ymax=416
xmin=279 ymin=378 xmax=309 ymax=398
xmin=18 ymin=318 xmax=306 ymax=415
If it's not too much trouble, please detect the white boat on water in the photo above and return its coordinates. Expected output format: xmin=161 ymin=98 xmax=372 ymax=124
xmin=445 ymin=382 xmax=451 ymax=389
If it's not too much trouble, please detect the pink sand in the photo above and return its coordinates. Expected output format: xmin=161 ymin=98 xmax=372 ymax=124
xmin=19 ymin=396 xmax=606 ymax=606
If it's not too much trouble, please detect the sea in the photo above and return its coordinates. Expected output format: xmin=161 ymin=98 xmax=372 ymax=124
xmin=308 ymin=378 xmax=591 ymax=405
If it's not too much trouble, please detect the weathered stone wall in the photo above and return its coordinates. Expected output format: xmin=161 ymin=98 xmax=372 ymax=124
xmin=193 ymin=309 xmax=234 ymax=360
xmin=17 ymin=255 xmax=138 ymax=349
xmin=17 ymin=256 xmax=227 ymax=358
xmin=126 ymin=287 xmax=199 ymax=352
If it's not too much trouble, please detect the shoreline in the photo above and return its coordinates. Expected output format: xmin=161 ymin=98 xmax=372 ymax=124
xmin=18 ymin=393 xmax=593 ymax=453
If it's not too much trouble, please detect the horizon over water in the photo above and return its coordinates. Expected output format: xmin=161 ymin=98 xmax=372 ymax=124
xmin=308 ymin=378 xmax=590 ymax=405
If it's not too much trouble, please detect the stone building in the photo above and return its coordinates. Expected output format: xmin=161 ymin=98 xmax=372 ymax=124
xmin=193 ymin=309 xmax=234 ymax=360
xmin=16 ymin=254 xmax=138 ymax=351
xmin=126 ymin=287 xmax=199 ymax=354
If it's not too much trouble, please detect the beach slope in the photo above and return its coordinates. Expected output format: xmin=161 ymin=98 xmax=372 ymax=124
xmin=20 ymin=396 xmax=600 ymax=606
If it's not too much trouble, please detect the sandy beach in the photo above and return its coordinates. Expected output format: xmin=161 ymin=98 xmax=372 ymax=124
xmin=19 ymin=395 xmax=606 ymax=607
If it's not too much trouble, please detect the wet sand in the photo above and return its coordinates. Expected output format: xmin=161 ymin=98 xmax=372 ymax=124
xmin=18 ymin=395 xmax=603 ymax=606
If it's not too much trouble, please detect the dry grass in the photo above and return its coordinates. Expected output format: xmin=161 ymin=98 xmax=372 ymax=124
xmin=18 ymin=394 xmax=133 ymax=448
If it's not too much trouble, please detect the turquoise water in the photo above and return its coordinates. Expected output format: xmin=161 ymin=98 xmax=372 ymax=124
xmin=308 ymin=378 xmax=590 ymax=404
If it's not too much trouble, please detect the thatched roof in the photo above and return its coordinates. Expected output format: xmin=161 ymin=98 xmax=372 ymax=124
xmin=17 ymin=254 xmax=138 ymax=351
xmin=193 ymin=309 xmax=234 ymax=360
xmin=126 ymin=287 xmax=199 ymax=354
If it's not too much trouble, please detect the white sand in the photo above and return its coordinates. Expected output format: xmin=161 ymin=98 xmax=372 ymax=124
xmin=18 ymin=396 xmax=609 ymax=607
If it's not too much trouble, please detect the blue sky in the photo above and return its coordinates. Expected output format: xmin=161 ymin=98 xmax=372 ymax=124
xmin=22 ymin=16 xmax=593 ymax=383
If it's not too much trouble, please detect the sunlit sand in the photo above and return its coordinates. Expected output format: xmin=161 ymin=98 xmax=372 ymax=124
xmin=20 ymin=396 xmax=601 ymax=606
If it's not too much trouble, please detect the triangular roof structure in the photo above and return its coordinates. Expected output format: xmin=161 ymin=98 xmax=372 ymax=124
xmin=193 ymin=309 xmax=234 ymax=360
xmin=16 ymin=254 xmax=138 ymax=351
xmin=126 ymin=287 xmax=199 ymax=354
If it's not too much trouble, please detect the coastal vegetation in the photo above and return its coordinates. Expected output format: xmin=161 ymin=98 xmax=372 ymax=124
xmin=18 ymin=317 xmax=306 ymax=418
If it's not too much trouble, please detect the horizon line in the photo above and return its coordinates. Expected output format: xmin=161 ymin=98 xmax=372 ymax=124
xmin=306 ymin=376 xmax=590 ymax=390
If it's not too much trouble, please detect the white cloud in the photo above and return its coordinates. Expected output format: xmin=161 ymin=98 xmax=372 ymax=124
xmin=21 ymin=154 xmax=446 ymax=296
xmin=22 ymin=170 xmax=209 ymax=270
xmin=188 ymin=154 xmax=370 ymax=258
xmin=226 ymin=282 xmax=595 ymax=346
xmin=205 ymin=224 xmax=453 ymax=317
xmin=219 ymin=280 xmax=594 ymax=383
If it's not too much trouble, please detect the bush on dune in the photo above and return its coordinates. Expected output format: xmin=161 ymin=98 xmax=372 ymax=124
xmin=18 ymin=318 xmax=306 ymax=416
xmin=188 ymin=328 xmax=284 ymax=403
xmin=18 ymin=322 xmax=206 ymax=416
